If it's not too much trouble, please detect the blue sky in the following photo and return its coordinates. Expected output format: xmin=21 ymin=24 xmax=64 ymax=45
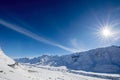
xmin=0 ymin=0 xmax=120 ymax=57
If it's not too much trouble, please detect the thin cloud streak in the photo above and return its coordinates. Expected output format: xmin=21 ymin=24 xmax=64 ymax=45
xmin=0 ymin=19 xmax=75 ymax=52
xmin=70 ymin=38 xmax=87 ymax=52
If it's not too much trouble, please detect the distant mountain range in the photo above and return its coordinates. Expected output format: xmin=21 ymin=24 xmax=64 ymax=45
xmin=15 ymin=46 xmax=120 ymax=73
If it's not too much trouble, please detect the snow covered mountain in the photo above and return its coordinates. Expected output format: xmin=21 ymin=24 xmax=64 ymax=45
xmin=15 ymin=46 xmax=120 ymax=73
xmin=1 ymin=48 xmax=116 ymax=80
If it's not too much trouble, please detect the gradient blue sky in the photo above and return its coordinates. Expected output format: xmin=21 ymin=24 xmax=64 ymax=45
xmin=0 ymin=0 xmax=120 ymax=57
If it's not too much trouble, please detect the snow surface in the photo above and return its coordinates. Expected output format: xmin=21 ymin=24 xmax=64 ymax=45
xmin=0 ymin=48 xmax=37 ymax=80
xmin=1 ymin=47 xmax=120 ymax=80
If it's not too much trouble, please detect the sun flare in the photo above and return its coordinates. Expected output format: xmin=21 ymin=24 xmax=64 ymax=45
xmin=101 ymin=27 xmax=112 ymax=38
xmin=95 ymin=24 xmax=118 ymax=43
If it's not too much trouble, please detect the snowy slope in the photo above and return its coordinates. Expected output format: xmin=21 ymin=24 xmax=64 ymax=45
xmin=0 ymin=49 xmax=109 ymax=80
xmin=0 ymin=48 xmax=40 ymax=80
xmin=0 ymin=48 xmax=120 ymax=80
xmin=15 ymin=46 xmax=120 ymax=73
xmin=0 ymin=48 xmax=15 ymax=65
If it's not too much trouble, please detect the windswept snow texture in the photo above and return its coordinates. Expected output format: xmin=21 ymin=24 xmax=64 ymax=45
xmin=16 ymin=46 xmax=120 ymax=73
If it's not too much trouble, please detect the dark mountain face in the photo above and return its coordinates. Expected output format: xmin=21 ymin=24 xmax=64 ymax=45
xmin=15 ymin=46 xmax=120 ymax=73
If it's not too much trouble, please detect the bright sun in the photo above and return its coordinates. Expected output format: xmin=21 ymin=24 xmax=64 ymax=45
xmin=95 ymin=18 xmax=120 ymax=43
xmin=95 ymin=25 xmax=116 ymax=42
xmin=101 ymin=27 xmax=112 ymax=38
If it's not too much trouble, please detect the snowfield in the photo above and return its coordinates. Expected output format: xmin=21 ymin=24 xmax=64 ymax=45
xmin=23 ymin=64 xmax=120 ymax=80
xmin=0 ymin=47 xmax=120 ymax=80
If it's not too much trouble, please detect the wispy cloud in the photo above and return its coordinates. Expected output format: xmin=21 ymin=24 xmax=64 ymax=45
xmin=70 ymin=38 xmax=79 ymax=49
xmin=0 ymin=19 xmax=75 ymax=52
xmin=70 ymin=38 xmax=86 ymax=52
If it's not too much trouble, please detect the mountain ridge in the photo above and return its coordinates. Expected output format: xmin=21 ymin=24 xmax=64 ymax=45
xmin=15 ymin=45 xmax=120 ymax=73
